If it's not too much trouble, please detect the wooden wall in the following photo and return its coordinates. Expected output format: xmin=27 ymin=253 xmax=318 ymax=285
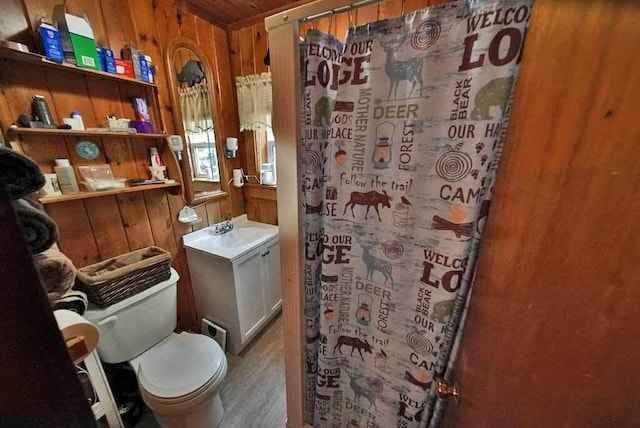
xmin=227 ymin=0 xmax=449 ymax=225
xmin=0 ymin=0 xmax=243 ymax=330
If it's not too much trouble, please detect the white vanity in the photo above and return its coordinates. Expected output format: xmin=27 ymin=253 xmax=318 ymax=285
xmin=184 ymin=215 xmax=281 ymax=355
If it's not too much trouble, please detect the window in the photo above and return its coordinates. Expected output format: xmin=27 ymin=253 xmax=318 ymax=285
xmin=186 ymin=120 xmax=219 ymax=182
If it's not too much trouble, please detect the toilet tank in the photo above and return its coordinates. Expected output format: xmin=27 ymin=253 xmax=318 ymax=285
xmin=84 ymin=268 xmax=179 ymax=364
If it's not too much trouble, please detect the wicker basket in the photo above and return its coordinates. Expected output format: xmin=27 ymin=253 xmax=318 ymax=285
xmin=76 ymin=246 xmax=172 ymax=307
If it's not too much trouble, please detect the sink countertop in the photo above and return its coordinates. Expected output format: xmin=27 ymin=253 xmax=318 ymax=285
xmin=183 ymin=215 xmax=279 ymax=261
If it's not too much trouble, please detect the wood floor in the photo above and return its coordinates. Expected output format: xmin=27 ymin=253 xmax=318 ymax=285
xmin=137 ymin=314 xmax=286 ymax=428
xmin=219 ymin=314 xmax=286 ymax=428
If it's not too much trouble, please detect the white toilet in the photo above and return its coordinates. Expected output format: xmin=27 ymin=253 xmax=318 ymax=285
xmin=85 ymin=268 xmax=227 ymax=428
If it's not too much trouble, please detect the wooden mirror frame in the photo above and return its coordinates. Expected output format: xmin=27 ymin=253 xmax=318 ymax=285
xmin=164 ymin=36 xmax=230 ymax=205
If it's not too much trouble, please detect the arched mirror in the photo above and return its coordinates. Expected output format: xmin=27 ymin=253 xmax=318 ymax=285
xmin=165 ymin=37 xmax=227 ymax=204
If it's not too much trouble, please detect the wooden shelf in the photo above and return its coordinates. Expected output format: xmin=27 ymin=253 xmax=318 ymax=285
xmin=0 ymin=46 xmax=158 ymax=88
xmin=8 ymin=127 xmax=167 ymax=139
xmin=40 ymin=182 xmax=180 ymax=204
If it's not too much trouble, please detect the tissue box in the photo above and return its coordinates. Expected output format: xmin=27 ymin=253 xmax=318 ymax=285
xmin=122 ymin=44 xmax=142 ymax=80
xmin=38 ymin=22 xmax=64 ymax=62
xmin=53 ymin=5 xmax=100 ymax=70
xmin=115 ymin=59 xmax=134 ymax=78
xmin=96 ymin=47 xmax=105 ymax=71
xmin=101 ymin=48 xmax=116 ymax=73
xmin=139 ymin=56 xmax=150 ymax=82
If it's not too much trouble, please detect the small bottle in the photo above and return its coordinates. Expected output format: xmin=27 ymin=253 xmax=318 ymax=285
xmin=71 ymin=111 xmax=85 ymax=130
xmin=54 ymin=159 xmax=80 ymax=194
xmin=150 ymin=147 xmax=164 ymax=167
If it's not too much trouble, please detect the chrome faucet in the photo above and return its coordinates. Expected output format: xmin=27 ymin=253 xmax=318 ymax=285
xmin=213 ymin=220 xmax=234 ymax=235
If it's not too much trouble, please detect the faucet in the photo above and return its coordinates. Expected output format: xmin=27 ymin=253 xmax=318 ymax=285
xmin=213 ymin=220 xmax=234 ymax=235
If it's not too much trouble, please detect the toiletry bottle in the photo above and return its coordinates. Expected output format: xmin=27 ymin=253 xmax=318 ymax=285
xmin=150 ymin=147 xmax=164 ymax=167
xmin=71 ymin=111 xmax=85 ymax=130
xmin=54 ymin=159 xmax=80 ymax=194
xmin=31 ymin=95 xmax=56 ymax=128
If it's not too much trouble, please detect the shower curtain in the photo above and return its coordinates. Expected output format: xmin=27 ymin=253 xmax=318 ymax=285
xmin=301 ymin=1 xmax=533 ymax=427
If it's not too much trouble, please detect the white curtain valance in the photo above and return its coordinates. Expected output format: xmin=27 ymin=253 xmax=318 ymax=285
xmin=236 ymin=72 xmax=272 ymax=132
xmin=178 ymin=80 xmax=213 ymax=131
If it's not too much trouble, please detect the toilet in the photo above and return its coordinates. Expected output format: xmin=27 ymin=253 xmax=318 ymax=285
xmin=85 ymin=268 xmax=227 ymax=428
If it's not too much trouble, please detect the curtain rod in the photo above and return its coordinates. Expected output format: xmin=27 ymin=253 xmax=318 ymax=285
xmin=265 ymin=0 xmax=387 ymax=31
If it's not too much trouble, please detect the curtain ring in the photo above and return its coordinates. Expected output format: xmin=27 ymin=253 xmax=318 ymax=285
xmin=401 ymin=0 xmax=406 ymax=15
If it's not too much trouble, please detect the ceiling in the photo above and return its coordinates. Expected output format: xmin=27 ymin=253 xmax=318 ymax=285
xmin=185 ymin=0 xmax=315 ymax=27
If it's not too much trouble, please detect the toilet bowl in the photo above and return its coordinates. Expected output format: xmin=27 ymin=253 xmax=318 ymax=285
xmin=85 ymin=268 xmax=227 ymax=428
xmin=133 ymin=332 xmax=227 ymax=427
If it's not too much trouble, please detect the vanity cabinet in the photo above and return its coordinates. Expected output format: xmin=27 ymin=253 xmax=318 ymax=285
xmin=185 ymin=221 xmax=282 ymax=355
xmin=234 ymin=238 xmax=281 ymax=343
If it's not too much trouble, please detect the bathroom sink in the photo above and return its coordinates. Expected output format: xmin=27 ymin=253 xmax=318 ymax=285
xmin=215 ymin=227 xmax=265 ymax=247
xmin=183 ymin=215 xmax=279 ymax=261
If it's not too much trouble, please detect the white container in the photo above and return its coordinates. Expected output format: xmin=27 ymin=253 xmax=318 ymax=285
xmin=71 ymin=111 xmax=85 ymax=130
xmin=62 ymin=117 xmax=82 ymax=130
xmin=54 ymin=159 xmax=80 ymax=194
xmin=260 ymin=162 xmax=276 ymax=185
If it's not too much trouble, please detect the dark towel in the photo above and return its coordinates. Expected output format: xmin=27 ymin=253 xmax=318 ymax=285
xmin=0 ymin=147 xmax=45 ymax=200
xmin=33 ymin=245 xmax=76 ymax=300
xmin=51 ymin=290 xmax=88 ymax=315
xmin=12 ymin=198 xmax=58 ymax=254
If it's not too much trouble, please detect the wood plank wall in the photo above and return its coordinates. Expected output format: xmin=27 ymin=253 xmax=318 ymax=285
xmin=0 ymin=0 xmax=243 ymax=331
xmin=228 ymin=0 xmax=450 ymax=225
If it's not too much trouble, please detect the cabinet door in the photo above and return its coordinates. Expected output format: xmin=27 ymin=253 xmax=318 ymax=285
xmin=264 ymin=239 xmax=282 ymax=313
xmin=235 ymin=249 xmax=268 ymax=341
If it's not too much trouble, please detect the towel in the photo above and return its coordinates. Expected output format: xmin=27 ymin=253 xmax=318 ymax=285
xmin=51 ymin=290 xmax=88 ymax=315
xmin=33 ymin=245 xmax=76 ymax=300
xmin=12 ymin=198 xmax=58 ymax=254
xmin=0 ymin=147 xmax=45 ymax=200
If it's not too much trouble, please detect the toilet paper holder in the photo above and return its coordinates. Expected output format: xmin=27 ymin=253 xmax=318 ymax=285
xmin=66 ymin=335 xmax=89 ymax=364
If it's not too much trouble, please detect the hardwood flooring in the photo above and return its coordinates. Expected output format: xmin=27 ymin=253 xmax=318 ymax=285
xmin=137 ymin=314 xmax=286 ymax=428
xmin=219 ymin=314 xmax=286 ymax=428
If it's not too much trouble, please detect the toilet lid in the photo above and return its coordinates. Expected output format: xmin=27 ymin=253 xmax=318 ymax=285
xmin=138 ymin=332 xmax=225 ymax=399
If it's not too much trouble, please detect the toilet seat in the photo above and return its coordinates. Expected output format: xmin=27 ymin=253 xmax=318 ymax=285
xmin=138 ymin=332 xmax=227 ymax=406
